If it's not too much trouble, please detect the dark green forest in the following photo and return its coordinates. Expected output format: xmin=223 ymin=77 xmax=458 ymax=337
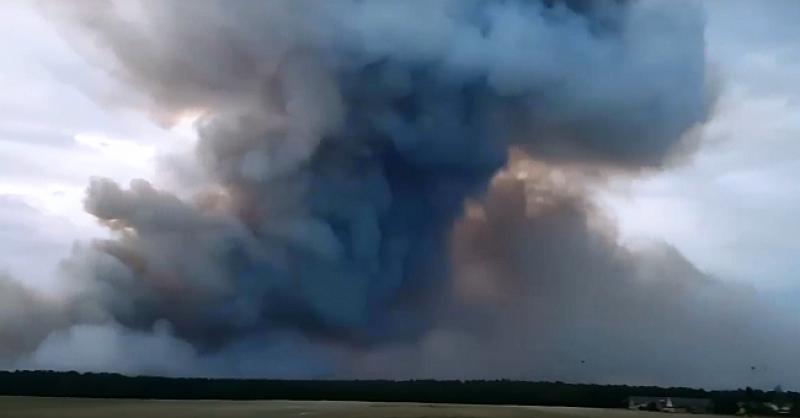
xmin=0 ymin=370 xmax=797 ymax=415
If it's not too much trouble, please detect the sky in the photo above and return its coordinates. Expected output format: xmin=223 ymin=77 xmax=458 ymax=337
xmin=0 ymin=0 xmax=197 ymax=291
xmin=599 ymin=0 xmax=800 ymax=292
xmin=0 ymin=0 xmax=799 ymax=388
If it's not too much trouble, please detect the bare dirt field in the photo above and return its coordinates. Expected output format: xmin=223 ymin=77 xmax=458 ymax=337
xmin=0 ymin=397 xmax=720 ymax=418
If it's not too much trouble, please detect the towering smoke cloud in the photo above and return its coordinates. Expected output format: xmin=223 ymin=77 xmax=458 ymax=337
xmin=14 ymin=0 xmax=797 ymax=387
xmin=44 ymin=0 xmax=710 ymax=343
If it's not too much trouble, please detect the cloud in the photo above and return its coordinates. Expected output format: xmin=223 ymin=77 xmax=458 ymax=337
xmin=38 ymin=0 xmax=713 ymax=348
xmin=0 ymin=274 xmax=64 ymax=366
xmin=26 ymin=322 xmax=197 ymax=377
xmin=598 ymin=0 xmax=800 ymax=289
xmin=353 ymin=171 xmax=799 ymax=388
xmin=3 ymin=0 xmax=797 ymax=390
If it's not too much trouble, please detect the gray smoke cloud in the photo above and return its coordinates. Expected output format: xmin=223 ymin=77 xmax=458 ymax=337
xmin=44 ymin=0 xmax=711 ymax=342
xmin=354 ymin=165 xmax=800 ymax=387
xmin=8 ymin=0 xmax=796 ymax=388
xmin=0 ymin=274 xmax=64 ymax=363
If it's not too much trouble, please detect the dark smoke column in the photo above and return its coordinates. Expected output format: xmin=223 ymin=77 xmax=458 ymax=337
xmin=51 ymin=0 xmax=711 ymax=351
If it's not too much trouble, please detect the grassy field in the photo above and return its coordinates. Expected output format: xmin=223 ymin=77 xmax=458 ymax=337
xmin=0 ymin=397 xmax=711 ymax=418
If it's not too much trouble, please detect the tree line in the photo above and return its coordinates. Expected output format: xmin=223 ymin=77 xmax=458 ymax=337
xmin=0 ymin=370 xmax=797 ymax=415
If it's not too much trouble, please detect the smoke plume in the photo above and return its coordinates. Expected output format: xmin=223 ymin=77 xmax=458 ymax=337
xmin=7 ymin=0 xmax=796 ymax=388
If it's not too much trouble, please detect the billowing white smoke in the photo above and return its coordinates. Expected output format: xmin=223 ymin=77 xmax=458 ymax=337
xmin=6 ymin=0 xmax=794 ymax=388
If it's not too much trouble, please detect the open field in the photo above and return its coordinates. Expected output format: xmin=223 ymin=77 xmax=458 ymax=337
xmin=0 ymin=397 xmax=716 ymax=418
